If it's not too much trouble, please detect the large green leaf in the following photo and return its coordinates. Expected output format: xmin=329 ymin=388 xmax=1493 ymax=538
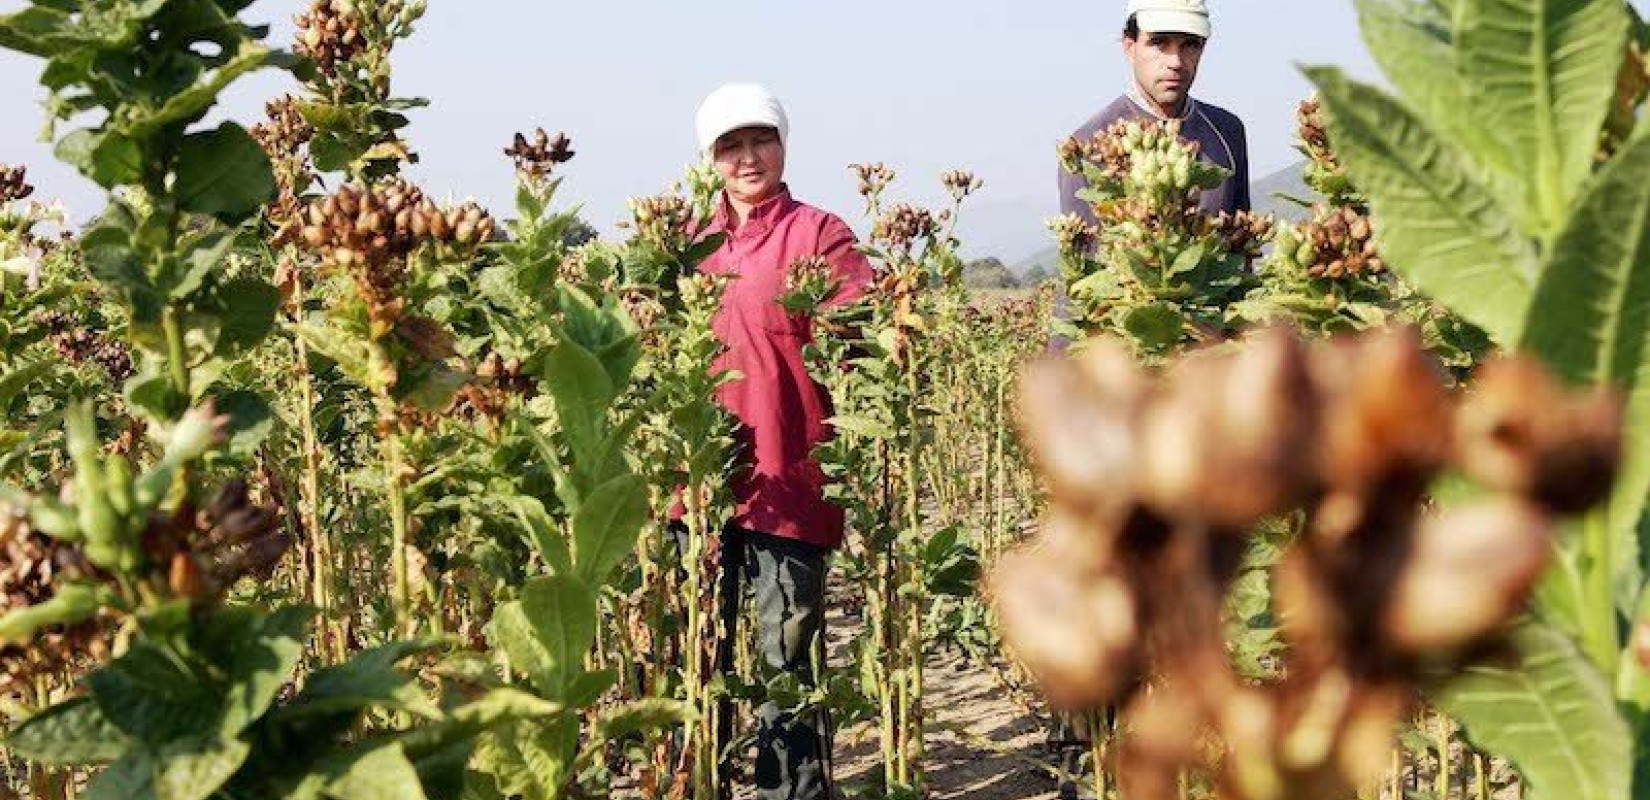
xmin=486 ymin=575 xmax=597 ymax=698
xmin=6 ymin=696 xmax=129 ymax=765
xmin=1456 ymin=0 xmax=1630 ymax=231
xmin=125 ymin=43 xmax=285 ymax=136
xmin=89 ymin=642 xmax=222 ymax=744
xmin=1307 ymin=66 xmax=1540 ymax=346
xmin=83 ymin=753 xmax=158 ymax=800
xmin=153 ymin=736 xmax=250 ymax=800
xmin=282 ymin=639 xmax=444 ymax=720
xmin=174 ymin=123 xmax=275 ymax=221
xmin=540 ymin=341 xmax=613 ymax=468
xmin=1432 ymin=621 xmax=1631 ymax=800
xmin=571 ymin=472 xmax=647 ymax=585
xmin=193 ymin=606 xmax=307 ymax=736
xmin=320 ymin=742 xmax=430 ymax=800
xmin=504 ymin=494 xmax=573 ymax=576
xmin=0 ymin=5 xmax=73 ymax=57
xmin=1522 ymin=124 xmax=1650 ymax=620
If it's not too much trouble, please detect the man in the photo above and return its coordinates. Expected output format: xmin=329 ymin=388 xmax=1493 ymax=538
xmin=1058 ymin=0 xmax=1250 ymax=221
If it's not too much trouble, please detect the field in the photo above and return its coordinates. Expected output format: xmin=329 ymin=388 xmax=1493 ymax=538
xmin=0 ymin=2 xmax=1648 ymax=800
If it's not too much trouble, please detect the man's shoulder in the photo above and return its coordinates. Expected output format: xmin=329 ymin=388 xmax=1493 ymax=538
xmin=1194 ymin=99 xmax=1246 ymax=132
xmin=1069 ymin=95 xmax=1140 ymax=139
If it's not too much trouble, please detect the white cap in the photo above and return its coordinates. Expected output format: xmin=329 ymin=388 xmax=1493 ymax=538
xmin=1127 ymin=0 xmax=1211 ymax=38
xmin=695 ymin=83 xmax=790 ymax=156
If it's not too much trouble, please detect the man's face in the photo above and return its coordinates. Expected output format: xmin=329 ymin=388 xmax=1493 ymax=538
xmin=1123 ymin=29 xmax=1206 ymax=113
xmin=712 ymin=125 xmax=786 ymax=206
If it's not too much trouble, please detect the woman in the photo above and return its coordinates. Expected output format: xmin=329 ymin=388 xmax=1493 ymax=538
xmin=691 ymin=82 xmax=873 ymax=800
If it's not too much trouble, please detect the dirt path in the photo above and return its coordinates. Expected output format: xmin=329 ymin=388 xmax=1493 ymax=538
xmin=826 ymin=591 xmax=1064 ymax=800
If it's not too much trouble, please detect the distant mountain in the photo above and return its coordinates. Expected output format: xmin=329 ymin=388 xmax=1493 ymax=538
xmin=1010 ymin=160 xmax=1320 ymax=274
xmin=1251 ymin=160 xmax=1319 ymax=222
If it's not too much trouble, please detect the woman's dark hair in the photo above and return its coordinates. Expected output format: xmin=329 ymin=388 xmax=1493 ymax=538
xmin=1124 ymin=13 xmax=1139 ymax=40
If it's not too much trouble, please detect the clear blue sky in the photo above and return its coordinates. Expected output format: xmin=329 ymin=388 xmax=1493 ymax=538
xmin=0 ymin=1 xmax=1643 ymax=262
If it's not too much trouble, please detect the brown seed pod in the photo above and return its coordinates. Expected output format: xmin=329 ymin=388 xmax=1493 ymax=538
xmin=294 ymin=0 xmax=367 ymax=77
xmin=1138 ymin=329 xmax=1318 ymax=527
xmin=990 ymin=547 xmax=1139 ymax=710
xmin=504 ymin=128 xmax=575 ymax=178
xmin=1016 ymin=342 xmax=1146 ymax=517
xmin=1312 ymin=326 xmax=1452 ymax=491
xmin=1381 ymin=499 xmax=1552 ymax=653
xmin=1455 ymin=357 xmax=1624 ymax=513
xmin=0 ymin=164 xmax=35 ymax=204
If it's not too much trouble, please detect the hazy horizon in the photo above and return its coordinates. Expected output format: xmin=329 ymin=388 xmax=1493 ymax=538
xmin=2 ymin=1 xmax=1644 ymax=264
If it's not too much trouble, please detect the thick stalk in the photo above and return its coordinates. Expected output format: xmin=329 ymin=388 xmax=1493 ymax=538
xmin=1436 ymin=713 xmax=1452 ymax=800
xmin=379 ymin=404 xmax=412 ymax=636
xmin=162 ymin=306 xmax=190 ymax=401
xmin=1578 ymin=513 xmax=1620 ymax=673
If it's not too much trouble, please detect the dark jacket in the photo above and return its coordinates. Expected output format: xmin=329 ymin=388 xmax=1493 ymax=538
xmin=1058 ymin=92 xmax=1251 ymax=219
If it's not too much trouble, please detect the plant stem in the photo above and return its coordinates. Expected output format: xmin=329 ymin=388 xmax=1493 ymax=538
xmin=162 ymin=306 xmax=190 ymax=400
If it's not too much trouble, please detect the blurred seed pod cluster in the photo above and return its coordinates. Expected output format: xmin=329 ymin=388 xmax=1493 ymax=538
xmin=1047 ymin=212 xmax=1099 ymax=257
xmin=296 ymin=179 xmax=494 ymax=323
xmin=0 ymin=507 xmax=111 ymax=696
xmin=995 ymin=327 xmax=1621 ymax=800
xmin=159 ymin=479 xmax=294 ymax=603
xmin=1209 ymin=210 xmax=1276 ymax=261
xmin=0 ymin=164 xmax=34 ymax=204
xmin=252 ymin=95 xmax=317 ymax=242
xmin=34 ymin=310 xmax=134 ymax=383
xmin=505 ymin=129 xmax=575 ymax=180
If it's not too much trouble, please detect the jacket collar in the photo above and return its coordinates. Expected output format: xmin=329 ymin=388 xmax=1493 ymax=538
xmin=715 ymin=185 xmax=795 ymax=238
xmin=1126 ymin=81 xmax=1197 ymax=122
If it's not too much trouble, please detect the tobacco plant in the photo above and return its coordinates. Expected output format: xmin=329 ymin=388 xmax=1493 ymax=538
xmin=1051 ymin=120 xmax=1272 ymax=360
xmin=1308 ymin=1 xmax=1650 ymax=797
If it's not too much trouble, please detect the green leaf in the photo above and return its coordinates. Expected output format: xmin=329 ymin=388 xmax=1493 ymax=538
xmin=1456 ymin=0 xmax=1630 ymax=231
xmin=1121 ymin=302 xmax=1184 ymax=353
xmin=0 ymin=361 xmax=50 ymax=408
xmin=57 ymin=129 xmax=143 ymax=188
xmin=1307 ymin=66 xmax=1540 ymax=346
xmin=195 ymin=606 xmax=307 ymax=737
xmin=212 ymin=277 xmax=281 ymax=354
xmin=571 ymin=473 xmax=647 ymax=585
xmin=0 ymin=5 xmax=72 ymax=56
xmin=504 ymin=494 xmax=573 ymax=576
xmin=83 ymin=753 xmax=157 ymax=800
xmin=127 ymin=43 xmax=283 ymax=135
xmin=826 ymin=414 xmax=897 ymax=440
xmin=487 ymin=575 xmax=597 ymax=698
xmin=594 ymin=698 xmax=696 ymax=741
xmin=0 ymin=582 xmax=109 ymax=646
xmin=1521 ymin=124 xmax=1650 ymax=616
xmin=294 ymin=322 xmax=373 ymax=387
xmin=285 ymin=640 xmax=445 ymax=720
xmin=541 ymin=341 xmax=612 ymax=466
xmin=6 ymin=697 xmax=129 ymax=766
xmin=320 ymin=742 xmax=430 ymax=800
xmin=90 ymin=642 xmax=222 ymax=744
xmin=212 ymin=389 xmax=274 ymax=456
xmin=154 ymin=736 xmax=250 ymax=800
xmin=1431 ymin=620 xmax=1630 ymax=800
xmin=174 ymin=123 xmax=275 ymax=222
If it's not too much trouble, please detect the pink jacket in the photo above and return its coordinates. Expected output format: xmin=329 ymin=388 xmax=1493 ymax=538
xmin=699 ymin=188 xmax=874 ymax=548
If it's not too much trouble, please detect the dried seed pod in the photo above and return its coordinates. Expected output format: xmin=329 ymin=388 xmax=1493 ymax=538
xmin=1312 ymin=327 xmax=1452 ymax=491
xmin=504 ymin=128 xmax=575 ymax=178
xmin=1382 ymin=499 xmax=1552 ymax=653
xmin=1455 ymin=357 xmax=1624 ymax=513
xmin=1016 ymin=342 xmax=1146 ymax=516
xmin=1139 ymin=329 xmax=1318 ymax=527
xmin=294 ymin=0 xmax=367 ymax=76
xmin=940 ymin=168 xmax=983 ymax=202
xmin=0 ymin=164 xmax=34 ymax=204
xmin=991 ymin=548 xmax=1139 ymax=710
xmin=849 ymin=162 xmax=896 ymax=200
xmin=0 ymin=506 xmax=111 ymax=694
xmin=871 ymin=203 xmax=938 ymax=255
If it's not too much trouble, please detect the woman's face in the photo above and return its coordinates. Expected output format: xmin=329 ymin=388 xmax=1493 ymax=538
xmin=712 ymin=126 xmax=786 ymax=206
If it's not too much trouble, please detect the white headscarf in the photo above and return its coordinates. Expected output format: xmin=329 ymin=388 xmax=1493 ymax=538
xmin=695 ymin=83 xmax=790 ymax=156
